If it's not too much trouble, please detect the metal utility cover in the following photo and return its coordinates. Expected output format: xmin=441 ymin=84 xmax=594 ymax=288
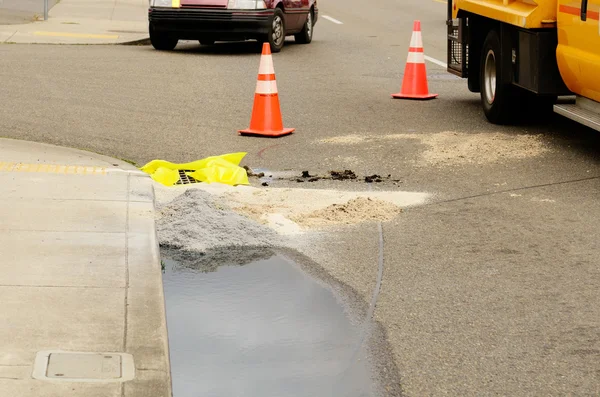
xmin=32 ymin=350 xmax=135 ymax=382
xmin=47 ymin=353 xmax=121 ymax=379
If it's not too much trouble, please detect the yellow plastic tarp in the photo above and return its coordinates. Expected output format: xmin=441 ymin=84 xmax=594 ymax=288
xmin=140 ymin=152 xmax=249 ymax=187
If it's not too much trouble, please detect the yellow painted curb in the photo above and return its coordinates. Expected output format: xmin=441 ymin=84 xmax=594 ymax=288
xmin=0 ymin=162 xmax=106 ymax=175
xmin=34 ymin=31 xmax=119 ymax=39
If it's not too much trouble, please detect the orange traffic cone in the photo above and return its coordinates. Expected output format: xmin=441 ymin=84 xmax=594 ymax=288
xmin=392 ymin=20 xmax=438 ymax=100
xmin=239 ymin=43 xmax=294 ymax=137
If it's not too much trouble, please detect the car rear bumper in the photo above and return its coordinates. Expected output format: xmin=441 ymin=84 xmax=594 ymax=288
xmin=148 ymin=7 xmax=273 ymax=39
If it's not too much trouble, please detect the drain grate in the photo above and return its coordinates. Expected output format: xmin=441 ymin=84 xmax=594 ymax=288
xmin=176 ymin=170 xmax=201 ymax=185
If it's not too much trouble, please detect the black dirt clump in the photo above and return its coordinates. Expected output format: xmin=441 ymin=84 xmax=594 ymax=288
xmin=243 ymin=165 xmax=265 ymax=178
xmin=289 ymin=169 xmax=396 ymax=184
xmin=365 ymin=175 xmax=383 ymax=183
xmin=330 ymin=170 xmax=357 ymax=180
xmin=299 ymin=170 xmax=321 ymax=182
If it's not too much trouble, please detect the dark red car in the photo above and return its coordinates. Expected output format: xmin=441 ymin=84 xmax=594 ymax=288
xmin=148 ymin=0 xmax=318 ymax=52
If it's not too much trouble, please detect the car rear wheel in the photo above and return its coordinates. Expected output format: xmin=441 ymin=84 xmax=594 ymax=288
xmin=294 ymin=8 xmax=314 ymax=44
xmin=265 ymin=8 xmax=285 ymax=53
xmin=149 ymin=24 xmax=178 ymax=51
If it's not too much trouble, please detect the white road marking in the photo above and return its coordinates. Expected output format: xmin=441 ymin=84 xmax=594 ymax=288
xmin=322 ymin=15 xmax=343 ymax=25
xmin=424 ymin=55 xmax=448 ymax=68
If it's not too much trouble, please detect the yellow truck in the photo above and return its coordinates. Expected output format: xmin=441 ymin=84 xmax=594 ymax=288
xmin=448 ymin=0 xmax=600 ymax=130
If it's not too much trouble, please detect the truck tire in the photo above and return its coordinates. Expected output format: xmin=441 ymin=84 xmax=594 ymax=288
xmin=480 ymin=30 xmax=515 ymax=124
xmin=294 ymin=8 xmax=314 ymax=44
xmin=150 ymin=24 xmax=178 ymax=51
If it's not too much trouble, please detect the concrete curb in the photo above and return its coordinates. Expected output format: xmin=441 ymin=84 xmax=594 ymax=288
xmin=0 ymin=137 xmax=141 ymax=171
xmin=0 ymin=37 xmax=151 ymax=45
xmin=0 ymin=29 xmax=150 ymax=46
xmin=125 ymin=176 xmax=173 ymax=397
xmin=120 ymin=37 xmax=151 ymax=46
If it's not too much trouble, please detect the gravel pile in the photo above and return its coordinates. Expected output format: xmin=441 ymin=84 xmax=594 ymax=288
xmin=156 ymin=189 xmax=280 ymax=252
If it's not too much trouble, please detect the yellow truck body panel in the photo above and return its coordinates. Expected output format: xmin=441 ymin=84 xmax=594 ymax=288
xmin=452 ymin=0 xmax=559 ymax=28
xmin=556 ymin=0 xmax=600 ymax=102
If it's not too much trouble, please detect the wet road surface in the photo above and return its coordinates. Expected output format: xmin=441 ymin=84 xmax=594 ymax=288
xmin=162 ymin=251 xmax=375 ymax=397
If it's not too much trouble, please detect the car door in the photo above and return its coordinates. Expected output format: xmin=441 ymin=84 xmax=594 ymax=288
xmin=282 ymin=0 xmax=302 ymax=31
xmin=557 ymin=0 xmax=600 ymax=102
xmin=296 ymin=0 xmax=310 ymax=29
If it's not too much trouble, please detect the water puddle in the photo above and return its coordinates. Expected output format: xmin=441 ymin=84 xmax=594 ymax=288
xmin=161 ymin=247 xmax=375 ymax=397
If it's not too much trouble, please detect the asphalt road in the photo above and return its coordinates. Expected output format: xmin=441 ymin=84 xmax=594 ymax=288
xmin=1 ymin=0 xmax=600 ymax=395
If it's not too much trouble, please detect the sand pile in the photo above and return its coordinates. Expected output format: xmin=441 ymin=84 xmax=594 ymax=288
xmin=292 ymin=197 xmax=403 ymax=227
xmin=409 ymin=131 xmax=550 ymax=166
xmin=318 ymin=131 xmax=550 ymax=166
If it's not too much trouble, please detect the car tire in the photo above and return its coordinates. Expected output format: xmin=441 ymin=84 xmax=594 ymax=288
xmin=149 ymin=24 xmax=178 ymax=51
xmin=199 ymin=40 xmax=215 ymax=46
xmin=480 ymin=30 xmax=516 ymax=124
xmin=294 ymin=8 xmax=314 ymax=44
xmin=266 ymin=8 xmax=286 ymax=53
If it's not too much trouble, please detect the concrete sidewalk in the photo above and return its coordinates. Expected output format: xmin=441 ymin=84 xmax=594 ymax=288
xmin=0 ymin=138 xmax=170 ymax=396
xmin=0 ymin=0 xmax=148 ymax=44
xmin=0 ymin=0 xmax=60 ymax=25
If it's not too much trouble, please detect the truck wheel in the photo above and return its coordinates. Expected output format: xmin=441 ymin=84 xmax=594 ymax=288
xmin=149 ymin=24 xmax=178 ymax=51
xmin=266 ymin=8 xmax=285 ymax=53
xmin=294 ymin=8 xmax=314 ymax=44
xmin=480 ymin=30 xmax=514 ymax=124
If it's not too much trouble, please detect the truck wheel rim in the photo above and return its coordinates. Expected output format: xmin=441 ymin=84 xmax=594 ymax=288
xmin=272 ymin=15 xmax=284 ymax=46
xmin=484 ymin=50 xmax=497 ymax=105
